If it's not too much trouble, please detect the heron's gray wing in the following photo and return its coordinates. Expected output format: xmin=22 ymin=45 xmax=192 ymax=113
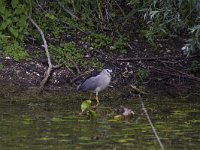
xmin=78 ymin=75 xmax=100 ymax=91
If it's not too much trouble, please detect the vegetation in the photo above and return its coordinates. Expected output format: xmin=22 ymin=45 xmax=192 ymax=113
xmin=49 ymin=42 xmax=103 ymax=71
xmin=0 ymin=0 xmax=30 ymax=61
xmin=82 ymin=33 xmax=112 ymax=50
xmin=0 ymin=0 xmax=199 ymax=91
xmin=3 ymin=41 xmax=29 ymax=61
xmin=0 ymin=0 xmax=200 ymax=69
xmin=0 ymin=0 xmax=29 ymax=42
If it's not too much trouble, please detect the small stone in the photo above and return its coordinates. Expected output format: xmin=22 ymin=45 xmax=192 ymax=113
xmin=166 ymin=49 xmax=171 ymax=53
xmin=110 ymin=46 xmax=115 ymax=50
xmin=5 ymin=57 xmax=11 ymax=59
xmin=89 ymin=47 xmax=94 ymax=50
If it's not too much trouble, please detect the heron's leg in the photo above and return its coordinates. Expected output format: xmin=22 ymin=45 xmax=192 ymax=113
xmin=95 ymin=92 xmax=100 ymax=106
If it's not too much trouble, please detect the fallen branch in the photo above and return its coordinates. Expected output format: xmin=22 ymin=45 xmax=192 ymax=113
xmin=152 ymin=66 xmax=200 ymax=82
xmin=117 ymin=55 xmax=200 ymax=62
xmin=29 ymin=16 xmax=61 ymax=90
xmin=130 ymin=85 xmax=147 ymax=95
xmin=130 ymin=85 xmax=164 ymax=149
xmin=161 ymin=61 xmax=200 ymax=82
xmin=138 ymin=94 xmax=164 ymax=150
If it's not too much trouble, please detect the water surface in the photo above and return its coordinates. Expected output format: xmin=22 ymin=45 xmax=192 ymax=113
xmin=0 ymin=92 xmax=199 ymax=150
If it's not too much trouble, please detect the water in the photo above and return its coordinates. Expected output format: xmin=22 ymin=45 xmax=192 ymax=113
xmin=0 ymin=91 xmax=199 ymax=150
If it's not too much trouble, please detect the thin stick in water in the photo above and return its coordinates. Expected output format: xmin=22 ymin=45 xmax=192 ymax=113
xmin=138 ymin=94 xmax=164 ymax=150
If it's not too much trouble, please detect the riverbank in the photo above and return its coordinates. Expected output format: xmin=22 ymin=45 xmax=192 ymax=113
xmin=0 ymin=37 xmax=200 ymax=98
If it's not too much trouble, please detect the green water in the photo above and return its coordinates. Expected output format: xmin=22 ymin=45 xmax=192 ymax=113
xmin=0 ymin=92 xmax=199 ymax=150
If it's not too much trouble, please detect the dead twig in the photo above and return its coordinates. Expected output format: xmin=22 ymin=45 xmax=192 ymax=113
xmin=52 ymin=64 xmax=63 ymax=69
xmin=138 ymin=94 xmax=164 ymax=150
xmin=161 ymin=61 xmax=200 ymax=82
xmin=56 ymin=0 xmax=79 ymax=20
xmin=130 ymin=85 xmax=147 ymax=95
xmin=29 ymin=16 xmax=61 ymax=90
xmin=70 ymin=59 xmax=81 ymax=74
xmin=70 ymin=69 xmax=94 ymax=83
xmin=130 ymin=85 xmax=164 ymax=149
xmin=114 ymin=1 xmax=125 ymax=16
xmin=117 ymin=55 xmax=200 ymax=62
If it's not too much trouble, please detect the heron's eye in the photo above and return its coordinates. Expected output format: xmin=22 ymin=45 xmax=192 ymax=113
xmin=106 ymin=69 xmax=112 ymax=73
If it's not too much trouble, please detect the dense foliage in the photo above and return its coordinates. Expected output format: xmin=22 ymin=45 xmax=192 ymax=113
xmin=0 ymin=0 xmax=200 ymax=63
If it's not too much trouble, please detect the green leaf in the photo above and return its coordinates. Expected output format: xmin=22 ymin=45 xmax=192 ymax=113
xmin=81 ymin=100 xmax=91 ymax=112
xmin=1 ymin=9 xmax=12 ymax=20
xmin=9 ymin=27 xmax=19 ymax=38
xmin=88 ymin=109 xmax=97 ymax=118
xmin=15 ymin=4 xmax=26 ymax=15
xmin=0 ymin=4 xmax=5 ymax=14
xmin=0 ymin=19 xmax=12 ymax=30
xmin=11 ymin=0 xmax=19 ymax=9
xmin=18 ymin=14 xmax=28 ymax=26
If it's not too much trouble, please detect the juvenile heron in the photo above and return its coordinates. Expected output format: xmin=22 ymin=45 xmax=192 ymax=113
xmin=77 ymin=68 xmax=112 ymax=106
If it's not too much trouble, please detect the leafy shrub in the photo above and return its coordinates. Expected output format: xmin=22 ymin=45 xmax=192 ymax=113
xmin=3 ymin=42 xmax=29 ymax=61
xmin=128 ymin=0 xmax=200 ymax=54
xmin=49 ymin=43 xmax=104 ymax=70
xmin=113 ymin=35 xmax=128 ymax=54
xmin=82 ymin=33 xmax=112 ymax=49
xmin=182 ymin=25 xmax=200 ymax=55
xmin=49 ymin=43 xmax=83 ymax=67
xmin=0 ymin=0 xmax=30 ymax=42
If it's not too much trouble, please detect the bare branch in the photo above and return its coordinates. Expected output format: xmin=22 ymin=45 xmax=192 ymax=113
xmin=52 ymin=64 xmax=63 ymax=69
xmin=70 ymin=69 xmax=94 ymax=83
xmin=29 ymin=15 xmax=53 ymax=90
xmin=161 ymin=61 xmax=200 ymax=82
xmin=137 ymin=93 xmax=165 ymax=150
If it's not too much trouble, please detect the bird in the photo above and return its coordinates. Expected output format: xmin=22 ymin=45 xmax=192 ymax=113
xmin=77 ymin=68 xmax=112 ymax=107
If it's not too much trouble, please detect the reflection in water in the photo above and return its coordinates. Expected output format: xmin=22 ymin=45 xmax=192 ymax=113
xmin=0 ymin=95 xmax=199 ymax=150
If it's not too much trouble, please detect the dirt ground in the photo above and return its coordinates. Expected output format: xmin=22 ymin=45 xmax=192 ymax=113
xmin=0 ymin=36 xmax=200 ymax=98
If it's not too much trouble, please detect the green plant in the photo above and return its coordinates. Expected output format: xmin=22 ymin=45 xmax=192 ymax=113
xmin=49 ymin=43 xmax=103 ymax=70
xmin=189 ymin=60 xmax=200 ymax=73
xmin=136 ymin=68 xmax=149 ymax=82
xmin=82 ymin=33 xmax=112 ymax=49
xmin=113 ymin=35 xmax=128 ymax=54
xmin=50 ymin=43 xmax=83 ymax=67
xmin=0 ymin=1 xmax=32 ymax=61
xmin=0 ymin=34 xmax=10 ymax=50
xmin=128 ymin=0 xmax=200 ymax=52
xmin=182 ymin=25 xmax=200 ymax=55
xmin=81 ymin=100 xmax=97 ymax=119
xmin=0 ymin=0 xmax=31 ymax=42
xmin=3 ymin=42 xmax=29 ymax=61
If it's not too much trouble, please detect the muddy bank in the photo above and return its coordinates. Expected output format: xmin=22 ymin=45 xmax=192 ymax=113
xmin=0 ymin=38 xmax=200 ymax=98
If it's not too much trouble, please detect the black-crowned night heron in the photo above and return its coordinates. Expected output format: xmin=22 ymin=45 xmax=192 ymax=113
xmin=77 ymin=68 xmax=112 ymax=107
